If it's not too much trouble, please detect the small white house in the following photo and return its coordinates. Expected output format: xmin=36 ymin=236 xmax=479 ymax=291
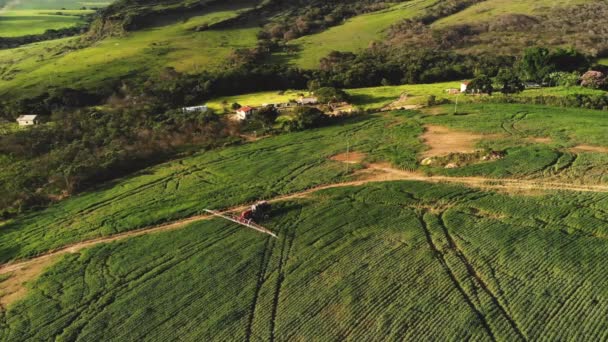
xmin=235 ymin=106 xmax=255 ymax=121
xmin=297 ymin=97 xmax=318 ymax=105
xmin=460 ymin=82 xmax=470 ymax=93
xmin=16 ymin=115 xmax=39 ymax=126
xmin=182 ymin=105 xmax=208 ymax=113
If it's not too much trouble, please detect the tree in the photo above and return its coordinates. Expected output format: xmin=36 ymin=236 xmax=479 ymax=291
xmin=520 ymin=47 xmax=553 ymax=82
xmin=580 ymin=70 xmax=607 ymax=89
xmin=467 ymin=74 xmax=494 ymax=95
xmin=547 ymin=72 xmax=580 ymax=87
xmin=496 ymin=69 xmax=524 ymax=94
xmin=314 ymin=87 xmax=349 ymax=103
xmin=251 ymin=106 xmax=279 ymax=131
xmin=292 ymin=107 xmax=327 ymax=130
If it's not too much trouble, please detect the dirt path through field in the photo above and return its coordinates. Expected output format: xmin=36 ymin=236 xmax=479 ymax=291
xmin=3 ymin=163 xmax=608 ymax=307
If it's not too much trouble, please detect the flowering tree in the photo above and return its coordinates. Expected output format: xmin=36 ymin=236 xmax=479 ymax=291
xmin=580 ymin=71 xmax=606 ymax=89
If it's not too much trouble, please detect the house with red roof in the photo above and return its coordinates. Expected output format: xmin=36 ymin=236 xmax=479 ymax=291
xmin=236 ymin=106 xmax=256 ymax=121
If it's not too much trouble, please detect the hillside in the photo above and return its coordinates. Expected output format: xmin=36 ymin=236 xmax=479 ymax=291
xmin=2 ymin=105 xmax=608 ymax=339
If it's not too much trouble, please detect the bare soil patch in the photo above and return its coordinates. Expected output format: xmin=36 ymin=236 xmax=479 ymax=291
xmin=570 ymin=145 xmax=608 ymax=153
xmin=528 ymin=137 xmax=552 ymax=144
xmin=422 ymin=125 xmax=499 ymax=158
xmin=330 ymin=152 xmax=367 ymax=164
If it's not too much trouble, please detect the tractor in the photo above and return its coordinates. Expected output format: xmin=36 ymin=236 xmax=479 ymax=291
xmin=239 ymin=201 xmax=271 ymax=224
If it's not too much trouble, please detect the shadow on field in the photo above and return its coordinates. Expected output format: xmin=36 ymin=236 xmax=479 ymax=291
xmin=349 ymin=93 xmax=397 ymax=108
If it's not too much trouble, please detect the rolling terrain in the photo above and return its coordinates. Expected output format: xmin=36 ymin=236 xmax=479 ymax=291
xmin=1 ymin=0 xmax=608 ymax=339
xmin=1 ymin=104 xmax=608 ymax=338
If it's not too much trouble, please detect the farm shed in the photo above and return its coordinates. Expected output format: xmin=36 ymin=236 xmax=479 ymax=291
xmin=16 ymin=115 xmax=40 ymax=126
xmin=297 ymin=97 xmax=319 ymax=105
xmin=182 ymin=105 xmax=208 ymax=113
xmin=460 ymin=82 xmax=470 ymax=93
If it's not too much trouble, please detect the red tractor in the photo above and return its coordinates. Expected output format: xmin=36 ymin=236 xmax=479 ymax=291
xmin=239 ymin=201 xmax=271 ymax=224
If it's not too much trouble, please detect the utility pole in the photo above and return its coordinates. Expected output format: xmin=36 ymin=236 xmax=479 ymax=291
xmin=454 ymin=93 xmax=460 ymax=114
xmin=346 ymin=140 xmax=350 ymax=173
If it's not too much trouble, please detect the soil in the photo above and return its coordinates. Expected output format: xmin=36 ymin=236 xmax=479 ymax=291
xmin=570 ymin=145 xmax=608 ymax=153
xmin=422 ymin=125 xmax=498 ymax=158
xmin=528 ymin=137 xmax=552 ymax=144
xmin=330 ymin=152 xmax=367 ymax=164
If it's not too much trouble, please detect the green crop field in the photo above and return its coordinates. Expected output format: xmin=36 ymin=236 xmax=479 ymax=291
xmin=433 ymin=0 xmax=593 ymax=28
xmin=276 ymin=0 xmax=437 ymax=69
xmin=3 ymin=103 xmax=608 ymax=263
xmin=3 ymin=180 xmax=608 ymax=340
xmin=2 ymin=103 xmax=608 ymax=339
xmin=0 ymin=2 xmax=259 ymax=97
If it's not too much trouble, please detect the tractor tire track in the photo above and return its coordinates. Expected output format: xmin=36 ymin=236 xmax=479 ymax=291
xmin=269 ymin=211 xmax=300 ymax=342
xmin=437 ymin=213 xmax=527 ymax=341
xmin=417 ymin=212 xmax=497 ymax=341
xmin=245 ymin=235 xmax=275 ymax=342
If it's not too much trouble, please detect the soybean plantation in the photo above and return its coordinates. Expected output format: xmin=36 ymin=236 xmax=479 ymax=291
xmin=2 ymin=103 xmax=608 ymax=339
xmin=3 ymin=181 xmax=608 ymax=340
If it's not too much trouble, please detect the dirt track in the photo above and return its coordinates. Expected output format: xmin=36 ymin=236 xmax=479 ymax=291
xmin=2 ymin=163 xmax=608 ymax=306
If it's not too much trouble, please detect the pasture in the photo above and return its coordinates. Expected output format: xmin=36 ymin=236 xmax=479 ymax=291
xmin=3 ymin=181 xmax=608 ymax=340
xmin=206 ymin=83 xmax=607 ymax=112
xmin=0 ymin=2 xmax=259 ymax=97
xmin=432 ymin=0 xmax=594 ymax=28
xmin=278 ymin=0 xmax=437 ymax=69
xmin=0 ymin=10 xmax=91 ymax=37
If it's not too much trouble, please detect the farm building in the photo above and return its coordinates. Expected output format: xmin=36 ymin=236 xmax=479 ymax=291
xmin=236 ymin=106 xmax=255 ymax=121
xmin=460 ymin=82 xmax=470 ymax=93
xmin=182 ymin=105 xmax=208 ymax=113
xmin=16 ymin=115 xmax=40 ymax=126
xmin=297 ymin=97 xmax=319 ymax=105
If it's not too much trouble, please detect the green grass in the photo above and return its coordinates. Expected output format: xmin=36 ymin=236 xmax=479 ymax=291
xmin=207 ymin=90 xmax=309 ymax=112
xmin=4 ymin=181 xmax=608 ymax=339
xmin=0 ymin=10 xmax=92 ymax=37
xmin=276 ymin=0 xmax=437 ymax=69
xmin=598 ymin=58 xmax=608 ymax=66
xmin=0 ymin=2 xmax=259 ymax=97
xmin=433 ymin=0 xmax=593 ymax=28
xmin=0 ymin=0 xmax=110 ymax=10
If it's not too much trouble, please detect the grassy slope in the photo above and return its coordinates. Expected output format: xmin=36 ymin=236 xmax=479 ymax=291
xmin=0 ymin=2 xmax=259 ymax=97
xmin=0 ymin=10 xmax=92 ymax=37
xmin=3 ymin=181 xmax=608 ymax=340
xmin=599 ymin=58 xmax=608 ymax=66
xmin=1 ymin=0 xmax=110 ymax=10
xmin=277 ymin=0 xmax=437 ymax=69
xmin=433 ymin=0 xmax=593 ymax=28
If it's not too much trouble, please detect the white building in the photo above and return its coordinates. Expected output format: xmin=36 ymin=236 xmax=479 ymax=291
xmin=16 ymin=115 xmax=39 ymax=126
xmin=235 ymin=106 xmax=255 ymax=121
xmin=182 ymin=105 xmax=208 ymax=113
xmin=460 ymin=82 xmax=470 ymax=93
xmin=297 ymin=97 xmax=318 ymax=105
